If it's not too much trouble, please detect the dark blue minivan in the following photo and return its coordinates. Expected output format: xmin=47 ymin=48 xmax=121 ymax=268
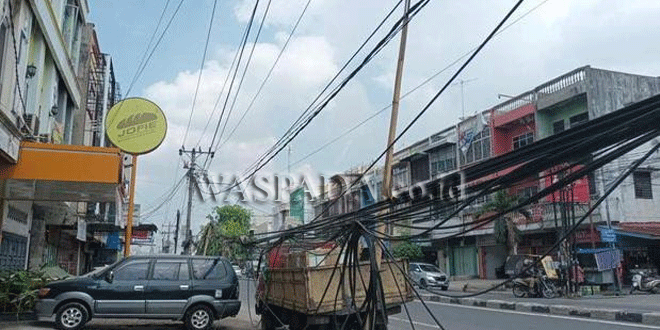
xmin=35 ymin=255 xmax=240 ymax=330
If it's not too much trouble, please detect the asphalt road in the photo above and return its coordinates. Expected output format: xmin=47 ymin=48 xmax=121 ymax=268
xmin=389 ymin=300 xmax=660 ymax=330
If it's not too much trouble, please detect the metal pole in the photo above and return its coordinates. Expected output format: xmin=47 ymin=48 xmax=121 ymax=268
xmin=124 ymin=155 xmax=138 ymax=257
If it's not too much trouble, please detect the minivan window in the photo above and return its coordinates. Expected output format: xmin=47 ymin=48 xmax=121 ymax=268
xmin=192 ymin=259 xmax=227 ymax=280
xmin=419 ymin=264 xmax=441 ymax=273
xmin=153 ymin=261 xmax=189 ymax=281
xmin=114 ymin=261 xmax=149 ymax=281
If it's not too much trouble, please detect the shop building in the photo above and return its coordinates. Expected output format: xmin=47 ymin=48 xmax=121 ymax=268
xmin=0 ymin=0 xmax=128 ymax=274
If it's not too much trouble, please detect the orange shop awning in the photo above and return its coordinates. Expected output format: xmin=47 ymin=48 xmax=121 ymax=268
xmin=0 ymin=142 xmax=124 ymax=202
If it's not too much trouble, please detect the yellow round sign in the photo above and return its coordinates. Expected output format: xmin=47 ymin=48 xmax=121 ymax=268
xmin=105 ymin=98 xmax=167 ymax=155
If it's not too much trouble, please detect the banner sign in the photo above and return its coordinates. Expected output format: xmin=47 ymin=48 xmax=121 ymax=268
xmin=290 ymin=187 xmax=305 ymax=223
xmin=595 ymin=249 xmax=621 ymax=271
xmin=599 ymin=228 xmax=617 ymax=243
xmin=131 ymin=230 xmax=154 ymax=245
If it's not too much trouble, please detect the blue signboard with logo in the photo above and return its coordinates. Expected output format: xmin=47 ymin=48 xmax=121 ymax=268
xmin=599 ymin=228 xmax=617 ymax=243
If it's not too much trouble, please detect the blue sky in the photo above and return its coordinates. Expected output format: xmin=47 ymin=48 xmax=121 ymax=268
xmin=88 ymin=0 xmax=660 ymax=252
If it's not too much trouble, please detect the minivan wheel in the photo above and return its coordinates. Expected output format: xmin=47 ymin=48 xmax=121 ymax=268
xmin=185 ymin=304 xmax=214 ymax=330
xmin=55 ymin=302 xmax=88 ymax=330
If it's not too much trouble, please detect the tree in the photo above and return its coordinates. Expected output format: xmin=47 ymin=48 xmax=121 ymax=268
xmin=393 ymin=241 xmax=423 ymax=261
xmin=199 ymin=205 xmax=252 ymax=262
xmin=477 ymin=191 xmax=531 ymax=255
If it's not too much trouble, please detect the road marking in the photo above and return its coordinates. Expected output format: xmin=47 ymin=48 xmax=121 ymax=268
xmin=391 ymin=301 xmax=660 ymax=329
xmin=390 ymin=316 xmax=443 ymax=328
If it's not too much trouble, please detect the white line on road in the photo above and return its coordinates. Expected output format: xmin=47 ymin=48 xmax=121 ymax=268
xmin=390 ymin=316 xmax=444 ymax=329
xmin=388 ymin=301 xmax=660 ymax=329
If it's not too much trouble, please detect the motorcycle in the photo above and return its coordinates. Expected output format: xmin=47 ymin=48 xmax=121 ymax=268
xmin=630 ymin=270 xmax=660 ymax=294
xmin=513 ymin=275 xmax=558 ymax=298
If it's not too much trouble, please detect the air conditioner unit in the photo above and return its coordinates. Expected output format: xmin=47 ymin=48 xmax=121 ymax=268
xmin=22 ymin=114 xmax=40 ymax=134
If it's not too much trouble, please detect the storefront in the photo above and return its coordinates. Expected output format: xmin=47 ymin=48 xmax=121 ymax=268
xmin=0 ymin=142 xmax=124 ymax=272
xmin=446 ymin=237 xmax=479 ymax=278
xmin=606 ymin=223 xmax=660 ymax=282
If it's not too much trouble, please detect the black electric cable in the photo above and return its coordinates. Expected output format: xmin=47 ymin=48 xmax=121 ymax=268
xmin=213 ymin=0 xmax=273 ymax=153
xmin=214 ymin=0 xmax=314 ymax=154
xmin=205 ymin=0 xmax=261 ymax=165
xmin=219 ymin=0 xmax=408 ymax=175
xmin=182 ymin=0 xmax=219 ymax=146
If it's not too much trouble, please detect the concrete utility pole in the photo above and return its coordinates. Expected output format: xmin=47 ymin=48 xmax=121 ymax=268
xmin=179 ymin=146 xmax=214 ymax=255
xmin=161 ymin=223 xmax=175 ymax=254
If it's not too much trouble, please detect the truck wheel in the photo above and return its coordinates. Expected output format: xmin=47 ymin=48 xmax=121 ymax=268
xmin=55 ymin=302 xmax=89 ymax=330
xmin=184 ymin=304 xmax=214 ymax=330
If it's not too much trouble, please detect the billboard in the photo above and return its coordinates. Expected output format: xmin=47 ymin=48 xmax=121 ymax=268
xmin=290 ymin=188 xmax=305 ymax=224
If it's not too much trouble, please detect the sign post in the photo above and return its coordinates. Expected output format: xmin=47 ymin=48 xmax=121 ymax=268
xmin=105 ymin=98 xmax=167 ymax=257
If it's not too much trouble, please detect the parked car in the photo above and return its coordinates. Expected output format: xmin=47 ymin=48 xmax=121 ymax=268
xmin=409 ymin=262 xmax=449 ymax=290
xmin=35 ymin=255 xmax=241 ymax=330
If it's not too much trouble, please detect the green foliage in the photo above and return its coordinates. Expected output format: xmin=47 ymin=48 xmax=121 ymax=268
xmin=200 ymin=205 xmax=252 ymax=262
xmin=393 ymin=241 xmax=423 ymax=261
xmin=0 ymin=270 xmax=52 ymax=316
xmin=477 ymin=191 xmax=528 ymax=254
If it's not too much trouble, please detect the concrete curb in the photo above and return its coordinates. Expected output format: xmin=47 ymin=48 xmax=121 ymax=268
xmin=419 ymin=294 xmax=658 ymax=326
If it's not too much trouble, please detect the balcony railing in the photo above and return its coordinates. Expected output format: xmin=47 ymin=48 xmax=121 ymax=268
xmin=534 ymin=66 xmax=588 ymax=96
xmin=489 ymin=66 xmax=589 ymax=116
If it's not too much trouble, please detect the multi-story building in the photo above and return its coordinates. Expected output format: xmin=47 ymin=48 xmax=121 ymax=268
xmin=331 ymin=66 xmax=660 ymax=280
xmin=0 ymin=0 xmax=127 ymax=274
xmin=314 ymin=165 xmax=384 ymax=220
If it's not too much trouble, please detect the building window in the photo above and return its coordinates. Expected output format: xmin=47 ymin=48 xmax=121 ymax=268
xmin=569 ymin=112 xmax=589 ymax=128
xmin=633 ymin=171 xmax=653 ymax=199
xmin=513 ymin=132 xmax=534 ymax=150
xmin=393 ymin=165 xmax=409 ymax=190
xmin=553 ymin=120 xmax=565 ymax=135
xmin=430 ymin=145 xmax=457 ymax=176
xmin=410 ymin=156 xmax=430 ymax=184
xmin=461 ymin=127 xmax=491 ymax=165
xmin=517 ymin=186 xmax=538 ymax=200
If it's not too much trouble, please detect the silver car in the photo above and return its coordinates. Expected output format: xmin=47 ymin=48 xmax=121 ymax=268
xmin=409 ymin=262 xmax=449 ymax=290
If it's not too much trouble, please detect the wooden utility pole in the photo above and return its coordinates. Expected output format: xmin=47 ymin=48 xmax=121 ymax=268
xmin=124 ymin=155 xmax=138 ymax=257
xmin=371 ymin=0 xmax=410 ymax=328
xmin=378 ymin=0 xmax=410 ymax=263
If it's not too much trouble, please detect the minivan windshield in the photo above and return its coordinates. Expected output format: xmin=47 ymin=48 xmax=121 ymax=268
xmin=419 ymin=264 xmax=441 ymax=273
xmin=80 ymin=261 xmax=120 ymax=278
